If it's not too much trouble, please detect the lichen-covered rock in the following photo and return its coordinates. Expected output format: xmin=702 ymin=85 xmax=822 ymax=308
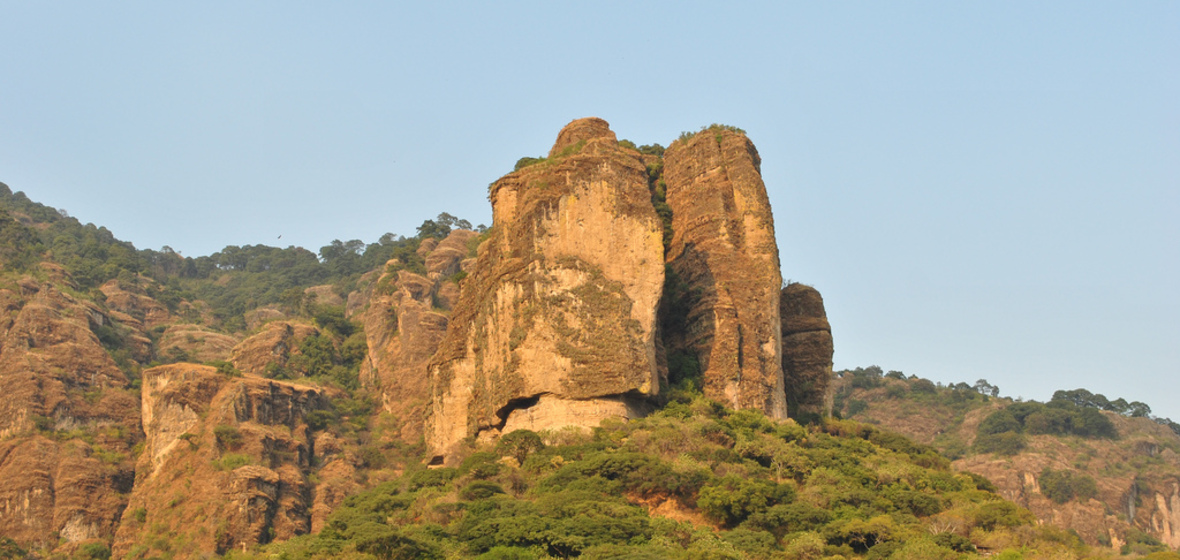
xmin=99 ymin=279 xmax=172 ymax=330
xmin=353 ymin=230 xmax=474 ymax=443
xmin=157 ymin=324 xmax=239 ymax=364
xmin=663 ymin=127 xmax=786 ymax=417
xmin=112 ymin=364 xmax=342 ymax=557
xmin=780 ymin=283 xmax=834 ymax=417
xmin=426 ymin=118 xmax=665 ymax=461
xmin=0 ymin=272 xmax=140 ymax=549
xmin=229 ymin=321 xmax=319 ymax=378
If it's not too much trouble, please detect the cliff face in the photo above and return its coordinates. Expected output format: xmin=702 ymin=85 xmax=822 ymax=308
xmin=780 ymin=283 xmax=834 ymax=417
xmin=112 ymin=364 xmax=343 ymax=556
xmin=352 ymin=229 xmax=476 ymax=443
xmin=426 ymin=118 xmax=665 ymax=461
xmin=663 ymin=127 xmax=786 ymax=418
xmin=0 ymin=269 xmax=140 ymax=547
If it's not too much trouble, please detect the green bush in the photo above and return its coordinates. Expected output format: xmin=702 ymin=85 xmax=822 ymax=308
xmin=213 ymin=424 xmax=243 ymax=450
xmin=497 ymin=430 xmax=544 ymax=464
xmin=697 ymin=476 xmax=793 ymax=526
xmin=1038 ymin=467 xmax=1098 ymax=504
xmin=973 ymin=431 xmax=1026 ymax=455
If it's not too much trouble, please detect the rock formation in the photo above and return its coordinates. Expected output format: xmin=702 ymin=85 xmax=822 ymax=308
xmin=426 ymin=118 xmax=665 ymax=462
xmin=112 ymin=364 xmax=341 ymax=555
xmin=663 ymin=126 xmax=786 ymax=418
xmin=229 ymin=321 xmax=320 ymax=378
xmin=0 ymin=269 xmax=141 ymax=547
xmin=351 ymin=228 xmax=477 ymax=442
xmin=780 ymin=283 xmax=834 ymax=417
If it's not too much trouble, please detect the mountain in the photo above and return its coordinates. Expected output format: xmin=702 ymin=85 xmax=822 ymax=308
xmin=1 ymin=119 xmax=1176 ymax=559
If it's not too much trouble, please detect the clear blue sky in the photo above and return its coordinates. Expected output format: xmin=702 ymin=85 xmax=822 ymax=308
xmin=2 ymin=2 xmax=1177 ymax=418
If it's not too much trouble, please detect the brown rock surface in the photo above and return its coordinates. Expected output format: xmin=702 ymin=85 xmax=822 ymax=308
xmin=353 ymin=230 xmax=475 ymax=443
xmin=112 ymin=364 xmax=343 ymax=556
xmin=303 ymin=285 xmax=344 ymax=307
xmin=229 ymin=321 xmax=319 ymax=377
xmin=0 ymin=436 xmax=136 ymax=548
xmin=157 ymin=324 xmax=239 ymax=363
xmin=0 ymin=273 xmax=141 ymax=549
xmin=0 ymin=278 xmax=132 ymax=438
xmin=426 ymin=118 xmax=665 ymax=461
xmin=663 ymin=127 xmax=786 ymax=417
xmin=99 ymin=279 xmax=172 ymax=330
xmin=780 ymin=283 xmax=834 ymax=417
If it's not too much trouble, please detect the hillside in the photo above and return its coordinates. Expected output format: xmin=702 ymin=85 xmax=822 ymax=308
xmin=1 ymin=118 xmax=1178 ymax=560
xmin=832 ymin=367 xmax=1180 ymax=555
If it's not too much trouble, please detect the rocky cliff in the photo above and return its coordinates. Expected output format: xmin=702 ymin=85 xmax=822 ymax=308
xmin=780 ymin=283 xmax=834 ymax=418
xmin=351 ymin=228 xmax=476 ymax=443
xmin=663 ymin=126 xmax=786 ymax=418
xmin=0 ymin=268 xmax=141 ymax=548
xmin=111 ymin=364 xmax=343 ymax=556
xmin=426 ymin=118 xmax=666 ymax=462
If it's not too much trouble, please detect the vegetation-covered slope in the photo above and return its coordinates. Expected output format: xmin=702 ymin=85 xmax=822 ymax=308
xmin=240 ymin=394 xmax=1126 ymax=560
xmin=832 ymin=367 xmax=1180 ymax=555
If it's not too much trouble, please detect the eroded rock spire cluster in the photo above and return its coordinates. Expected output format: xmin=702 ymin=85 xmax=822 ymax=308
xmin=416 ymin=118 xmax=833 ymax=461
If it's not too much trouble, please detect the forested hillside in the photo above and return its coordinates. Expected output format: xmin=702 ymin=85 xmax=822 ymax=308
xmin=833 ymin=367 xmax=1180 ymax=555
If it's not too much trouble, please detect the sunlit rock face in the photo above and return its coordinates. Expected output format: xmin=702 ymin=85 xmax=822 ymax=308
xmin=426 ymin=118 xmax=665 ymax=462
xmin=662 ymin=127 xmax=787 ymax=418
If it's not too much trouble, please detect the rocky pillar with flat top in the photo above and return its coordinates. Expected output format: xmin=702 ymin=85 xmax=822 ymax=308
xmin=663 ymin=126 xmax=787 ymax=418
xmin=425 ymin=117 xmax=665 ymax=463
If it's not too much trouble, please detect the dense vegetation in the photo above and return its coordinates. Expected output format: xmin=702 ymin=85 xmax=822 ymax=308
xmin=233 ymin=394 xmax=1118 ymax=560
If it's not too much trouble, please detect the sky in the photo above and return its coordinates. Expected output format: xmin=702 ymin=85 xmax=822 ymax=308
xmin=2 ymin=2 xmax=1177 ymax=418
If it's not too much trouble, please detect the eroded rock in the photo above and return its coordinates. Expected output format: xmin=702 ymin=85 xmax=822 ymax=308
xmin=112 ymin=364 xmax=342 ymax=556
xmin=780 ymin=283 xmax=834 ymax=418
xmin=426 ymin=118 xmax=665 ymax=461
xmin=663 ymin=127 xmax=786 ymax=417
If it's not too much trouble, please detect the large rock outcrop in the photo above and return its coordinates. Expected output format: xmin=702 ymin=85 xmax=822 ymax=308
xmin=0 ymin=270 xmax=140 ymax=548
xmin=780 ymin=283 xmax=834 ymax=417
xmin=663 ymin=126 xmax=786 ymax=417
xmin=112 ymin=364 xmax=346 ymax=556
xmin=426 ymin=118 xmax=665 ymax=461
xmin=350 ymin=229 xmax=477 ymax=443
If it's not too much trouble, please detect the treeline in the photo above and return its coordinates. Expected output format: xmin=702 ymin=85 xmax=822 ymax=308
xmin=0 ymin=182 xmax=482 ymax=331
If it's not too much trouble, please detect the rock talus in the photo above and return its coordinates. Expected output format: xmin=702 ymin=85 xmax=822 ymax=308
xmin=663 ymin=127 xmax=786 ymax=417
xmin=426 ymin=118 xmax=665 ymax=461
xmin=780 ymin=283 xmax=834 ymax=417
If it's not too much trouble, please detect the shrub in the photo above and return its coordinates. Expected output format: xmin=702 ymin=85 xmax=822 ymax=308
xmin=497 ymin=430 xmax=545 ymax=464
xmin=1039 ymin=467 xmax=1098 ymax=504
xmin=408 ymin=467 xmax=458 ymax=490
xmin=462 ymin=481 xmax=507 ymax=501
xmin=697 ymin=476 xmax=793 ymax=526
xmin=213 ymin=453 xmax=252 ymax=471
xmin=973 ymin=432 xmax=1026 ymax=455
xmin=213 ymin=424 xmax=243 ymax=450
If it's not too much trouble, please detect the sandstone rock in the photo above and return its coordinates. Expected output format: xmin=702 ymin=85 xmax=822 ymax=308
xmin=112 ymin=364 xmax=339 ymax=556
xmin=425 ymin=229 xmax=478 ymax=278
xmin=0 ymin=276 xmax=140 ymax=549
xmin=426 ymin=118 xmax=665 ymax=462
xmin=780 ymin=283 xmax=834 ymax=417
xmin=229 ymin=321 xmax=319 ymax=378
xmin=354 ymin=232 xmax=476 ymax=443
xmin=663 ymin=127 xmax=786 ymax=417
xmin=157 ymin=324 xmax=239 ymax=364
xmin=99 ymin=279 xmax=172 ymax=330
xmin=0 ymin=280 xmax=131 ymax=438
xmin=0 ymin=436 xmax=135 ymax=548
xmin=245 ymin=306 xmax=286 ymax=330
xmin=303 ymin=285 xmax=344 ymax=307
